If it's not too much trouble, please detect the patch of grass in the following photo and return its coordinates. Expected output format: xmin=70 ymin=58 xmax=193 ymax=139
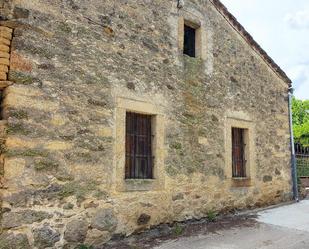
xmin=206 ymin=210 xmax=217 ymax=222
xmin=129 ymin=245 xmax=141 ymax=249
xmin=9 ymin=109 xmax=28 ymax=119
xmin=63 ymin=202 xmax=74 ymax=210
xmin=172 ymin=223 xmax=184 ymax=236
xmin=55 ymin=172 xmax=74 ymax=182
xmin=8 ymin=71 xmax=35 ymax=85
xmin=170 ymin=142 xmax=182 ymax=150
xmin=93 ymin=189 xmax=108 ymax=199
xmin=34 ymin=159 xmax=59 ymax=171
xmin=6 ymin=123 xmax=30 ymax=135
xmin=58 ymin=21 xmax=72 ymax=33
xmin=6 ymin=149 xmax=49 ymax=158
xmin=182 ymin=112 xmax=200 ymax=126
xmin=77 ymin=152 xmax=93 ymax=160
xmin=76 ymin=245 xmax=94 ymax=249
xmin=165 ymin=165 xmax=179 ymax=177
xmin=58 ymin=182 xmax=76 ymax=198
xmin=58 ymin=180 xmax=99 ymax=202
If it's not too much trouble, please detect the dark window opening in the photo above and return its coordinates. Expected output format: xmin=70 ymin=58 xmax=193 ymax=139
xmin=125 ymin=112 xmax=153 ymax=179
xmin=184 ymin=24 xmax=196 ymax=57
xmin=232 ymin=128 xmax=246 ymax=178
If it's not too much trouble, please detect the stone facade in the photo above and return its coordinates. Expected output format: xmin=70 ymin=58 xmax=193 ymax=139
xmin=0 ymin=0 xmax=292 ymax=248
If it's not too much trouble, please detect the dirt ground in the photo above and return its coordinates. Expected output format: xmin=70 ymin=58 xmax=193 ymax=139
xmin=101 ymin=200 xmax=309 ymax=249
xmin=101 ymin=214 xmax=257 ymax=249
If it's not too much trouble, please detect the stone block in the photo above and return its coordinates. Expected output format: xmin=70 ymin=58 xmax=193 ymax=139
xmin=172 ymin=193 xmax=184 ymax=201
xmin=63 ymin=202 xmax=74 ymax=210
xmin=0 ymin=44 xmax=10 ymax=52
xmin=91 ymin=208 xmax=118 ymax=232
xmin=0 ymin=232 xmax=30 ymax=249
xmin=0 ymin=31 xmax=12 ymax=40
xmin=5 ymin=136 xmax=37 ymax=149
xmin=178 ymin=0 xmax=185 ymax=8
xmin=0 ymin=26 xmax=13 ymax=34
xmin=13 ymin=6 xmax=30 ymax=19
xmin=0 ymin=72 xmax=7 ymax=80
xmin=0 ymin=64 xmax=9 ymax=73
xmin=4 ymin=158 xmax=26 ymax=180
xmin=0 ymin=37 xmax=11 ymax=46
xmin=10 ymin=52 xmax=33 ymax=72
xmin=93 ymin=126 xmax=113 ymax=137
xmin=0 ymin=58 xmax=10 ymax=66
xmin=2 ymin=210 xmax=53 ymax=229
xmin=0 ymin=51 xmax=10 ymax=59
xmin=5 ymin=90 xmax=59 ymax=112
xmin=198 ymin=136 xmax=208 ymax=145
xmin=263 ymin=175 xmax=273 ymax=183
xmin=137 ymin=213 xmax=151 ymax=225
xmin=45 ymin=141 xmax=73 ymax=151
xmin=84 ymin=201 xmax=99 ymax=209
xmin=64 ymin=219 xmax=88 ymax=243
xmin=33 ymin=225 xmax=60 ymax=249
xmin=85 ymin=229 xmax=111 ymax=247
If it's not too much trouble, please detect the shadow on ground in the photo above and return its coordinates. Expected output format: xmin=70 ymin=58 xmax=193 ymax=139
xmin=101 ymin=214 xmax=257 ymax=249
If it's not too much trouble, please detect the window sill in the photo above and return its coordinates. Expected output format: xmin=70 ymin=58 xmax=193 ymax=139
xmin=123 ymin=178 xmax=157 ymax=192
xmin=231 ymin=177 xmax=252 ymax=188
xmin=232 ymin=177 xmax=249 ymax=180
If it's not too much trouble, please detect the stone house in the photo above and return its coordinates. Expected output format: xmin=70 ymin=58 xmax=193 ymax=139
xmin=0 ymin=0 xmax=293 ymax=248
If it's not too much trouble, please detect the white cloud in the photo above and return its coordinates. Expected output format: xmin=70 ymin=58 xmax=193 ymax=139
xmin=295 ymin=81 xmax=309 ymax=100
xmin=221 ymin=0 xmax=309 ymax=99
xmin=288 ymin=64 xmax=309 ymax=100
xmin=285 ymin=10 xmax=309 ymax=29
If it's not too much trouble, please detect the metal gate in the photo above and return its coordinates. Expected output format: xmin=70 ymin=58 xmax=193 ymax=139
xmin=295 ymin=143 xmax=309 ymax=187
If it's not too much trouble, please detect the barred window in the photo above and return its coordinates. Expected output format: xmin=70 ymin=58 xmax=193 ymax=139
xmin=125 ymin=112 xmax=153 ymax=179
xmin=232 ymin=128 xmax=246 ymax=178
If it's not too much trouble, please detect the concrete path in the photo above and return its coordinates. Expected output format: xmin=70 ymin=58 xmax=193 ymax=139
xmin=155 ymin=200 xmax=309 ymax=249
xmin=258 ymin=200 xmax=309 ymax=232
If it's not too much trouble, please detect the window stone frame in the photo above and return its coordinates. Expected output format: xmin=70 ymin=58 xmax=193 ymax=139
xmin=114 ymin=97 xmax=165 ymax=192
xmin=172 ymin=6 xmax=214 ymax=75
xmin=225 ymin=112 xmax=256 ymax=188
xmin=178 ymin=16 xmax=204 ymax=59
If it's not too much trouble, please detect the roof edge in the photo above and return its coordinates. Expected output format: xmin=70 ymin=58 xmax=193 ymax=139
xmin=209 ymin=0 xmax=292 ymax=86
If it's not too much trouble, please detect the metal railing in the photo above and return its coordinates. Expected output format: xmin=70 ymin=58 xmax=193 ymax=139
xmin=295 ymin=144 xmax=309 ymax=177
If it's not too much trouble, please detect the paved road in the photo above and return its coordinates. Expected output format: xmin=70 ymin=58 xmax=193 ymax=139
xmin=155 ymin=200 xmax=309 ymax=249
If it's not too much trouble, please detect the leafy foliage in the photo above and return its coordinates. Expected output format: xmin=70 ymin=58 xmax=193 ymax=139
xmin=292 ymin=97 xmax=309 ymax=147
xmin=206 ymin=210 xmax=217 ymax=222
xmin=172 ymin=223 xmax=184 ymax=236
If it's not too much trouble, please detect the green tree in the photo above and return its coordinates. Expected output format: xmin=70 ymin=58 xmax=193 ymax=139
xmin=292 ymin=97 xmax=309 ymax=147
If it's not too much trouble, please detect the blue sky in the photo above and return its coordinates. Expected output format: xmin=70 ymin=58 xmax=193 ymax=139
xmin=221 ymin=0 xmax=309 ymax=100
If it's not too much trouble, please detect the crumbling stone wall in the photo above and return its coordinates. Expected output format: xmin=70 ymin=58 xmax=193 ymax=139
xmin=0 ymin=0 xmax=292 ymax=248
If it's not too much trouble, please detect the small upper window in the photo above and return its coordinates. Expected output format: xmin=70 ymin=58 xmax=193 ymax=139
xmin=232 ymin=128 xmax=246 ymax=178
xmin=125 ymin=112 xmax=153 ymax=179
xmin=184 ymin=24 xmax=196 ymax=57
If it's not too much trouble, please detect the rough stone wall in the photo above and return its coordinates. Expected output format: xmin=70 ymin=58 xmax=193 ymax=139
xmin=0 ymin=0 xmax=292 ymax=248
